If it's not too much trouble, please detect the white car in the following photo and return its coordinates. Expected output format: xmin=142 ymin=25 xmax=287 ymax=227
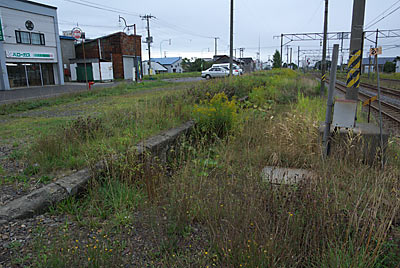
xmin=212 ymin=63 xmax=243 ymax=75
xmin=201 ymin=67 xmax=230 ymax=79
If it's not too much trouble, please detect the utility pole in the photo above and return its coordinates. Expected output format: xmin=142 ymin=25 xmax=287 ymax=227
xmin=229 ymin=0 xmax=234 ymax=77
xmin=321 ymin=0 xmax=329 ymax=95
xmin=345 ymin=0 xmax=366 ymax=101
xmin=214 ymin=37 xmax=219 ymax=56
xmin=82 ymin=39 xmax=88 ymax=89
xmin=290 ymin=47 xmax=292 ymax=68
xmin=141 ymin=15 xmax=155 ymax=77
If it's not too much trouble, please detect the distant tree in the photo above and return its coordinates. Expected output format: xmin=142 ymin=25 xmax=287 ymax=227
xmin=272 ymin=50 xmax=282 ymax=68
xmin=383 ymin=61 xmax=395 ymax=73
xmin=314 ymin=60 xmax=332 ymax=71
xmin=182 ymin=58 xmax=212 ymax=72
xmin=182 ymin=58 xmax=191 ymax=72
xmin=288 ymin=63 xmax=298 ymax=70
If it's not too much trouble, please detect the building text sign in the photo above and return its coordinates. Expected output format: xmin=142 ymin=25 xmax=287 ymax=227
xmin=6 ymin=51 xmax=54 ymax=59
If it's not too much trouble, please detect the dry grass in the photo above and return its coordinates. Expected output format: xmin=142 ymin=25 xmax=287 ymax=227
xmin=159 ymin=93 xmax=400 ymax=267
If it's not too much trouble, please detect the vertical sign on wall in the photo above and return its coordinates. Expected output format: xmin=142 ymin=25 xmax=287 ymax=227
xmin=0 ymin=17 xmax=4 ymax=41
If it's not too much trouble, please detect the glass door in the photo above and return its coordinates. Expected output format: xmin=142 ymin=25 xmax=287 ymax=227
xmin=41 ymin=64 xmax=55 ymax=85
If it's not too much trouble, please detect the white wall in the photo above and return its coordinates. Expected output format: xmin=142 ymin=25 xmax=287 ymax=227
xmin=165 ymin=59 xmax=183 ymax=73
xmin=70 ymin=63 xmax=77 ymax=81
xmin=101 ymin=62 xmax=113 ymax=81
xmin=93 ymin=62 xmax=113 ymax=81
xmin=143 ymin=61 xmax=167 ymax=75
xmin=0 ymin=7 xmax=58 ymax=63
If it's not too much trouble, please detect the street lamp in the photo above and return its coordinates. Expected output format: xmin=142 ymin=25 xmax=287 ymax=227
xmin=118 ymin=16 xmax=135 ymax=34
xmin=160 ymin=39 xmax=171 ymax=58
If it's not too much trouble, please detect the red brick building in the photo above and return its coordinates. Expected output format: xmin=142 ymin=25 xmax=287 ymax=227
xmin=75 ymin=32 xmax=142 ymax=80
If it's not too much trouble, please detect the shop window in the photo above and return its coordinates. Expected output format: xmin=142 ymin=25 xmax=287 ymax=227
xmin=6 ymin=63 xmax=27 ymax=88
xmin=16 ymin=31 xmax=31 ymax=44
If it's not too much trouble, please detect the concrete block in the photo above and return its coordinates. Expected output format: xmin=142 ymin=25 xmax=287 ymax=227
xmin=261 ymin=166 xmax=315 ymax=185
xmin=0 ymin=183 xmax=67 ymax=221
xmin=319 ymin=122 xmax=389 ymax=164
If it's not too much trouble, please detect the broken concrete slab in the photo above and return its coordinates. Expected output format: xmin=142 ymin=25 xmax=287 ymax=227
xmin=0 ymin=183 xmax=67 ymax=222
xmin=261 ymin=166 xmax=315 ymax=185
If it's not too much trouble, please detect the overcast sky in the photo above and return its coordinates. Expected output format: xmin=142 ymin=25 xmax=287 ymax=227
xmin=36 ymin=0 xmax=400 ymax=62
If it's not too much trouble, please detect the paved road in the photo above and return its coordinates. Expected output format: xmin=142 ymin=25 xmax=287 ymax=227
xmin=0 ymin=77 xmax=202 ymax=105
xmin=0 ymin=82 xmax=119 ymax=104
xmin=161 ymin=77 xmax=202 ymax=83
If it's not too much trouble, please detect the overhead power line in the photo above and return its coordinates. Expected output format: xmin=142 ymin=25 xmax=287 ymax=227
xmin=62 ymin=0 xmax=216 ymax=40
xmin=152 ymin=18 xmax=214 ymax=39
xmin=366 ymin=1 xmax=400 ymax=29
xmin=62 ymin=0 xmax=141 ymax=17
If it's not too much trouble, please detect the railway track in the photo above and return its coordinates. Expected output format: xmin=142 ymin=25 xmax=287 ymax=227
xmin=359 ymin=82 xmax=400 ymax=100
xmin=333 ymin=81 xmax=400 ymax=125
xmin=381 ymin=78 xmax=400 ymax=83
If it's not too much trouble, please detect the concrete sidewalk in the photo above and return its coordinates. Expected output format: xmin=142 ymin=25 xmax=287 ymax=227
xmin=0 ymin=82 xmax=118 ymax=104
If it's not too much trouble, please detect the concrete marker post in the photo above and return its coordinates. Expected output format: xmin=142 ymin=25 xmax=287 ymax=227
xmin=345 ymin=0 xmax=366 ymax=101
xmin=323 ymin=44 xmax=339 ymax=157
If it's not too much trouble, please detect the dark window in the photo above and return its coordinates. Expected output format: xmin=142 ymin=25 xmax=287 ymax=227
xmin=16 ymin=31 xmax=31 ymax=44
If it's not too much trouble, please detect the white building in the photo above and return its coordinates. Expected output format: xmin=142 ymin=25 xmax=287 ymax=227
xmin=142 ymin=61 xmax=167 ymax=76
xmin=0 ymin=0 xmax=64 ymax=90
xmin=151 ymin=57 xmax=183 ymax=73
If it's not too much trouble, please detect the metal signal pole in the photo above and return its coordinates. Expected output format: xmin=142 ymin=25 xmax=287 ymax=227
xmin=321 ymin=0 xmax=329 ymax=95
xmin=141 ymin=15 xmax=155 ymax=77
xmin=229 ymin=0 xmax=234 ymax=77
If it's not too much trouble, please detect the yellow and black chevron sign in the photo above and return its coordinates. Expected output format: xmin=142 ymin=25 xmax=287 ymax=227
xmin=346 ymin=49 xmax=361 ymax=88
xmin=321 ymin=74 xmax=326 ymax=81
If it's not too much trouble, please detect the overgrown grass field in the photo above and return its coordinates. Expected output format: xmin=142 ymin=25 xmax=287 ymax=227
xmin=4 ymin=70 xmax=400 ymax=267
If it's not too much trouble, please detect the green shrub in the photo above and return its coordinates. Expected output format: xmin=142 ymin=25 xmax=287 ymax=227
xmin=193 ymin=92 xmax=238 ymax=138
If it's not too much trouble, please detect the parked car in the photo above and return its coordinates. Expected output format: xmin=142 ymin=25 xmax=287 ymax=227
xmin=212 ymin=63 xmax=243 ymax=75
xmin=201 ymin=67 xmax=230 ymax=79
